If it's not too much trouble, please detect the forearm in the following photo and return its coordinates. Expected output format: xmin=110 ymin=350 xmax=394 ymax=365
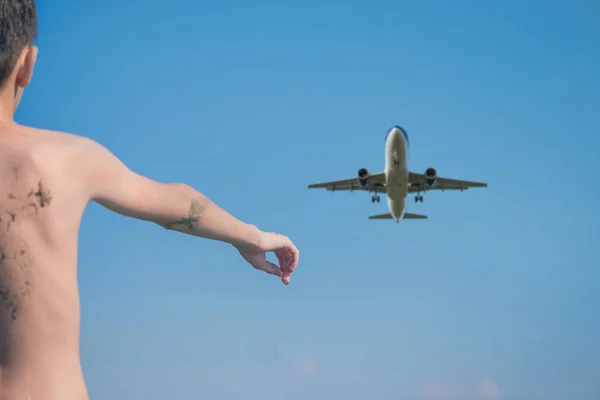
xmin=157 ymin=183 xmax=261 ymax=249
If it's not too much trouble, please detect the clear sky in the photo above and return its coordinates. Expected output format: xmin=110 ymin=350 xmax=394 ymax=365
xmin=16 ymin=0 xmax=599 ymax=399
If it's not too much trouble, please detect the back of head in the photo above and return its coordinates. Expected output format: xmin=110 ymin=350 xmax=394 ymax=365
xmin=0 ymin=0 xmax=37 ymax=90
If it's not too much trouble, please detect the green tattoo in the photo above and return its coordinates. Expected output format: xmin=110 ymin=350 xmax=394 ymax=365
xmin=165 ymin=198 xmax=204 ymax=231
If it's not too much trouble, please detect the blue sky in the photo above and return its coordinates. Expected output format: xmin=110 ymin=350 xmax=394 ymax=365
xmin=17 ymin=0 xmax=599 ymax=399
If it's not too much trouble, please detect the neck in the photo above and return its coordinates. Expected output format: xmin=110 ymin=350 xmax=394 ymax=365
xmin=0 ymin=86 xmax=15 ymax=122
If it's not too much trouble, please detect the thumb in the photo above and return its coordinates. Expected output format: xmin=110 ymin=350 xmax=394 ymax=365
xmin=241 ymin=253 xmax=283 ymax=278
xmin=255 ymin=260 xmax=284 ymax=278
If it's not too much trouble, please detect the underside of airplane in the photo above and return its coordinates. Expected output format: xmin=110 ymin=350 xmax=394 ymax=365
xmin=307 ymin=126 xmax=487 ymax=222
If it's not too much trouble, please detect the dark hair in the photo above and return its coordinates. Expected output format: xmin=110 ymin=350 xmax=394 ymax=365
xmin=0 ymin=0 xmax=37 ymax=88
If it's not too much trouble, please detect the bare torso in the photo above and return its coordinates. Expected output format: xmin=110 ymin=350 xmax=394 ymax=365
xmin=0 ymin=118 xmax=300 ymax=400
xmin=0 ymin=123 xmax=89 ymax=399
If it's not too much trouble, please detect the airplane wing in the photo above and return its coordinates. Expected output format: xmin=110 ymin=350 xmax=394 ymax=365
xmin=307 ymin=172 xmax=387 ymax=192
xmin=408 ymin=172 xmax=487 ymax=192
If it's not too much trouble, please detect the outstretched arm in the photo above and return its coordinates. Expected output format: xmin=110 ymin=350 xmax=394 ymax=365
xmin=78 ymin=138 xmax=298 ymax=284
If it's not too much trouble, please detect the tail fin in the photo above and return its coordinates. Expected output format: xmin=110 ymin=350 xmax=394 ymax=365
xmin=368 ymin=212 xmax=428 ymax=220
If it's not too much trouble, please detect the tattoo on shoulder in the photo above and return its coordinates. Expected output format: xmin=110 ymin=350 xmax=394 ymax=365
xmin=164 ymin=198 xmax=207 ymax=231
xmin=3 ymin=181 xmax=52 ymax=230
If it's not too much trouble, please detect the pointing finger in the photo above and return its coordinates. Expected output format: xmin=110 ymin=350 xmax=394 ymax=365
xmin=277 ymin=252 xmax=291 ymax=285
xmin=287 ymin=244 xmax=299 ymax=273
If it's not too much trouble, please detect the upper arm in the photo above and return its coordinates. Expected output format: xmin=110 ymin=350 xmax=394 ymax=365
xmin=68 ymin=136 xmax=264 ymax=249
xmin=78 ymin=138 xmax=185 ymax=225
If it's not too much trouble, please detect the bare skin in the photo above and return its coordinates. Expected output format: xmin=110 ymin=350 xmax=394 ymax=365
xmin=0 ymin=46 xmax=299 ymax=400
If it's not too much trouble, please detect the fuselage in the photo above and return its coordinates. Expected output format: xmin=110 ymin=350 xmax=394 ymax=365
xmin=384 ymin=126 xmax=410 ymax=221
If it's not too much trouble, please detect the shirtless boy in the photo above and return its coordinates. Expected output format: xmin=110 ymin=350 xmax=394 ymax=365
xmin=0 ymin=2 xmax=300 ymax=399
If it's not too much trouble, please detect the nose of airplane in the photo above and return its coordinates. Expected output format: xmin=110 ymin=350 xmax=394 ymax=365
xmin=385 ymin=125 xmax=409 ymax=146
xmin=386 ymin=126 xmax=400 ymax=142
xmin=392 ymin=125 xmax=409 ymax=145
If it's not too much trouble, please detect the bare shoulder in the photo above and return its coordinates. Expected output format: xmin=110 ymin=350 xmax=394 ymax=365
xmin=18 ymin=125 xmax=100 ymax=152
xmin=0 ymin=123 xmax=117 ymax=202
xmin=10 ymin=124 xmax=114 ymax=169
xmin=2 ymin=123 xmax=149 ymax=216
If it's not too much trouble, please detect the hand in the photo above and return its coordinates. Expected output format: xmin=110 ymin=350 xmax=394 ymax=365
xmin=236 ymin=231 xmax=299 ymax=285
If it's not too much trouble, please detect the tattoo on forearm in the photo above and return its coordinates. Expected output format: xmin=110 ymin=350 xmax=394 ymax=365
xmin=164 ymin=198 xmax=206 ymax=231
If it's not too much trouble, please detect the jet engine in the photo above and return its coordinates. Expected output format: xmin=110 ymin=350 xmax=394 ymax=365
xmin=425 ymin=167 xmax=437 ymax=186
xmin=357 ymin=168 xmax=370 ymax=188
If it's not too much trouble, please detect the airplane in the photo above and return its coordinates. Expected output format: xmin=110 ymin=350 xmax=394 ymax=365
xmin=307 ymin=125 xmax=488 ymax=223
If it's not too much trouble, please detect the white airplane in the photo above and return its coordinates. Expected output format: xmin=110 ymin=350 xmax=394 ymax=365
xmin=307 ymin=126 xmax=488 ymax=222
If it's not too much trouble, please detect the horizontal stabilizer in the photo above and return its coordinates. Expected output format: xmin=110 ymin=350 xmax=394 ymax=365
xmin=403 ymin=213 xmax=427 ymax=219
xmin=368 ymin=212 xmax=428 ymax=220
xmin=368 ymin=213 xmax=393 ymax=220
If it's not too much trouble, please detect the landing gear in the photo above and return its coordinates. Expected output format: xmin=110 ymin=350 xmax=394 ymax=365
xmin=371 ymin=195 xmax=381 ymax=203
xmin=414 ymin=194 xmax=423 ymax=203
